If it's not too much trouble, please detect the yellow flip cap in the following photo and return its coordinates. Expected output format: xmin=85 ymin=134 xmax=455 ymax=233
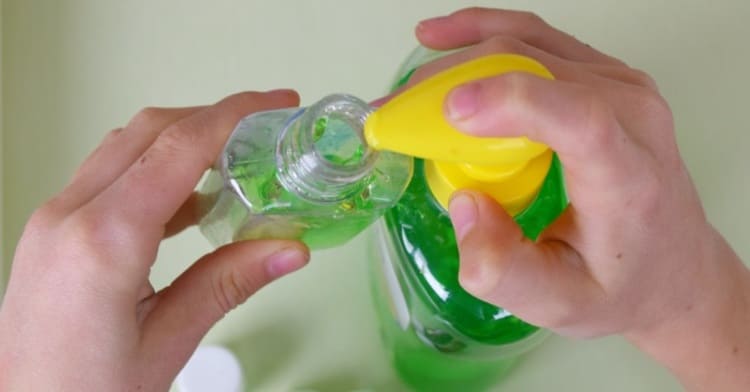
xmin=364 ymin=54 xmax=555 ymax=214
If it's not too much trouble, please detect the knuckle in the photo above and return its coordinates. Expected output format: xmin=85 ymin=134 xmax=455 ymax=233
xmin=517 ymin=10 xmax=546 ymax=27
xmin=212 ymin=267 xmax=261 ymax=313
xmin=458 ymin=263 xmax=495 ymax=299
xmin=636 ymin=89 xmax=672 ymax=120
xmin=630 ymin=170 xmax=663 ymax=222
xmin=580 ymin=92 xmax=620 ymax=150
xmin=471 ymin=72 xmax=536 ymax=126
xmin=504 ymin=69 xmax=534 ymax=89
xmin=24 ymin=204 xmax=61 ymax=237
xmin=70 ymin=128 xmax=123 ymax=181
xmin=127 ymin=107 xmax=163 ymax=129
xmin=631 ymin=89 xmax=675 ymax=146
xmin=102 ymin=127 xmax=124 ymax=144
xmin=542 ymin=302 xmax=579 ymax=329
xmin=63 ymin=208 xmax=132 ymax=259
xmin=160 ymin=127 xmax=199 ymax=152
xmin=92 ymin=128 xmax=125 ymax=155
xmin=502 ymin=72 xmax=536 ymax=106
xmin=457 ymin=246 xmax=512 ymax=299
xmin=453 ymin=6 xmax=490 ymax=20
xmin=65 ymin=211 xmax=107 ymax=246
xmin=148 ymin=126 xmax=205 ymax=164
xmin=627 ymin=68 xmax=659 ymax=90
xmin=483 ymin=35 xmax=526 ymax=55
xmin=543 ymin=302 xmax=599 ymax=333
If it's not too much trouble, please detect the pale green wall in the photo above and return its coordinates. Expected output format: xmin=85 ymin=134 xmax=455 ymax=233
xmin=2 ymin=1 xmax=749 ymax=390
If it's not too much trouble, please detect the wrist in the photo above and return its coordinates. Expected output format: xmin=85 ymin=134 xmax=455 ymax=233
xmin=624 ymin=230 xmax=750 ymax=391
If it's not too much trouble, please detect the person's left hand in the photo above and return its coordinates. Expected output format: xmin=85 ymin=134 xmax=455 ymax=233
xmin=0 ymin=90 xmax=309 ymax=391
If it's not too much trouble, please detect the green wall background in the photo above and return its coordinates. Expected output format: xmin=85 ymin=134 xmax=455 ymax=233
xmin=2 ymin=1 xmax=749 ymax=390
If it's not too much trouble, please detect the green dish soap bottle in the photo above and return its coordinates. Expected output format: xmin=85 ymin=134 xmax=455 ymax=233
xmin=198 ymin=94 xmax=413 ymax=249
xmin=366 ymin=48 xmax=569 ymax=390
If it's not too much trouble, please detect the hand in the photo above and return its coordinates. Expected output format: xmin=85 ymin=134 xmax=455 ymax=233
xmin=411 ymin=8 xmax=750 ymax=390
xmin=0 ymin=90 xmax=310 ymax=391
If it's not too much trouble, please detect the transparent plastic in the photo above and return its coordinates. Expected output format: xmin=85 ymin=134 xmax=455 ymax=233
xmin=199 ymin=94 xmax=413 ymax=249
xmin=368 ymin=47 xmax=569 ymax=390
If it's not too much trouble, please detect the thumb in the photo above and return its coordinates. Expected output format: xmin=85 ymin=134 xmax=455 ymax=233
xmin=449 ymin=190 xmax=600 ymax=331
xmin=138 ymin=239 xmax=309 ymax=375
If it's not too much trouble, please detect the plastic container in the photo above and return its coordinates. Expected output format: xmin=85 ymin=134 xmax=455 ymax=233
xmin=367 ymin=46 xmax=569 ymax=390
xmin=198 ymin=94 xmax=413 ymax=249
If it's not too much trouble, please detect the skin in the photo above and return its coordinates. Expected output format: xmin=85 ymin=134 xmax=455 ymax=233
xmin=411 ymin=7 xmax=749 ymax=392
xmin=0 ymin=90 xmax=310 ymax=391
xmin=0 ymin=7 xmax=747 ymax=392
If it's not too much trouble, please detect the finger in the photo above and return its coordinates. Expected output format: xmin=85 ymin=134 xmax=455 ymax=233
xmin=87 ymin=89 xmax=300 ymax=248
xmin=56 ymin=107 xmax=205 ymax=212
xmin=580 ymin=63 xmax=658 ymax=91
xmin=449 ymin=191 xmax=602 ymax=333
xmin=416 ymin=7 xmax=624 ymax=66
xmin=369 ymin=94 xmax=396 ymax=107
xmin=138 ymin=239 xmax=309 ymax=381
xmin=407 ymin=42 xmax=669 ymax=163
xmin=406 ymin=36 xmax=656 ymax=91
xmin=443 ymin=73 xmax=645 ymax=189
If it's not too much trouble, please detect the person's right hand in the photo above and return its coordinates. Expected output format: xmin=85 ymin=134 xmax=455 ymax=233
xmin=408 ymin=8 xmax=749 ymax=391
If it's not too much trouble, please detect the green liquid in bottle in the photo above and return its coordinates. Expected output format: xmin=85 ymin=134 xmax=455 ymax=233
xmin=369 ymin=47 xmax=569 ymax=390
xmin=199 ymin=95 xmax=412 ymax=249
xmin=373 ymin=158 xmax=566 ymax=390
xmin=313 ymin=115 xmax=366 ymax=167
xmin=223 ymin=161 xmax=378 ymax=249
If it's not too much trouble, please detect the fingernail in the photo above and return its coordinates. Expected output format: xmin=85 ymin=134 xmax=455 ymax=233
xmin=449 ymin=192 xmax=478 ymax=242
xmin=447 ymin=83 xmax=481 ymax=121
xmin=266 ymin=248 xmax=308 ymax=278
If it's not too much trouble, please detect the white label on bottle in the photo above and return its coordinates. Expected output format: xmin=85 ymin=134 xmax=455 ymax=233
xmin=376 ymin=222 xmax=410 ymax=330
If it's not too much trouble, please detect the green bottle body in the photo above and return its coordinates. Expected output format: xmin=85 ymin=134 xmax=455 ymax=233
xmin=368 ymin=47 xmax=569 ymax=390
xmin=199 ymin=94 xmax=413 ymax=249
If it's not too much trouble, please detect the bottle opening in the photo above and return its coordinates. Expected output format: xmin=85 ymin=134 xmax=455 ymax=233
xmin=312 ymin=114 xmax=367 ymax=168
xmin=276 ymin=94 xmax=378 ymax=203
xmin=303 ymin=94 xmax=377 ymax=182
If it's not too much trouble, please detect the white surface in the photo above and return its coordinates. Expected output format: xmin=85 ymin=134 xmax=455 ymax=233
xmin=176 ymin=345 xmax=244 ymax=392
xmin=4 ymin=1 xmax=750 ymax=391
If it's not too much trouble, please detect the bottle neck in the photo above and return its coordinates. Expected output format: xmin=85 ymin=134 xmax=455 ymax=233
xmin=276 ymin=94 xmax=377 ymax=203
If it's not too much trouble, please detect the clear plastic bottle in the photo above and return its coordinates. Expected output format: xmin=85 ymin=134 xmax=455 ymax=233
xmin=368 ymin=47 xmax=569 ymax=390
xmin=199 ymin=94 xmax=413 ymax=249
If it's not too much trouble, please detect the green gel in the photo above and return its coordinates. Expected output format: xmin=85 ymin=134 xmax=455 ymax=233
xmin=375 ymin=157 xmax=567 ymax=390
xmin=313 ymin=115 xmax=366 ymax=166
xmin=225 ymin=157 xmax=380 ymax=248
xmin=199 ymin=95 xmax=413 ymax=250
xmin=370 ymin=52 xmax=569 ymax=390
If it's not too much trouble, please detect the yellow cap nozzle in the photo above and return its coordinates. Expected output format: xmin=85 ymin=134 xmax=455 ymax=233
xmin=427 ymin=150 xmax=554 ymax=215
xmin=365 ymin=54 xmax=556 ymax=212
xmin=458 ymin=161 xmax=529 ymax=183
